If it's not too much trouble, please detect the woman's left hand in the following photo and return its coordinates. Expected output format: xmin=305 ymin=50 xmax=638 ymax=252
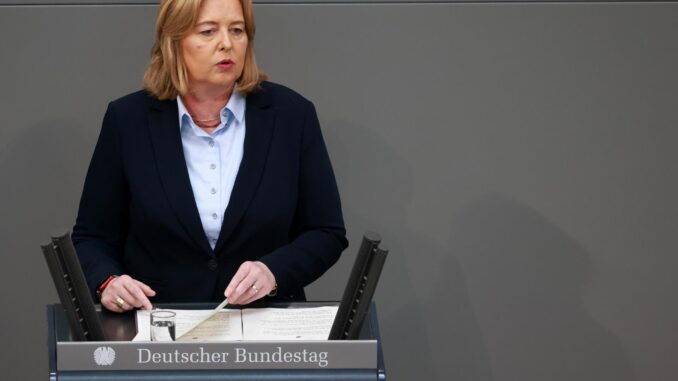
xmin=224 ymin=261 xmax=276 ymax=304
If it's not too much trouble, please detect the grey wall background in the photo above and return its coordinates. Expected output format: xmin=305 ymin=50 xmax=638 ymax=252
xmin=1 ymin=1 xmax=677 ymax=380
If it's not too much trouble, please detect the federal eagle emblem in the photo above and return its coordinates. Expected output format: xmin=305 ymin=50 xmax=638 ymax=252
xmin=93 ymin=346 xmax=116 ymax=366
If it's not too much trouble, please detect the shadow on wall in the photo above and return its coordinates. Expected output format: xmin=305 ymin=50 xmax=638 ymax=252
xmin=449 ymin=194 xmax=636 ymax=381
xmin=0 ymin=119 xmax=94 ymax=379
xmin=323 ymin=119 xmax=493 ymax=381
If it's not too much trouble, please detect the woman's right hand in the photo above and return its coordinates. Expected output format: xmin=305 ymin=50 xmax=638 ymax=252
xmin=100 ymin=275 xmax=156 ymax=313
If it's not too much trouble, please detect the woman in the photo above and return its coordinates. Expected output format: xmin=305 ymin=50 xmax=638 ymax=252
xmin=73 ymin=0 xmax=347 ymax=313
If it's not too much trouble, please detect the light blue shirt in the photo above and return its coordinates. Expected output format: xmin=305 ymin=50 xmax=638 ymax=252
xmin=177 ymin=93 xmax=246 ymax=249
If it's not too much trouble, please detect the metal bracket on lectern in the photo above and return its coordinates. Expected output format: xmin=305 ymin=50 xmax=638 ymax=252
xmin=330 ymin=232 xmax=389 ymax=340
xmin=42 ymin=232 xmax=105 ymax=341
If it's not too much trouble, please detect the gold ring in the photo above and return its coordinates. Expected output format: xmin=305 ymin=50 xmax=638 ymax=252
xmin=115 ymin=297 xmax=126 ymax=308
xmin=251 ymin=285 xmax=259 ymax=293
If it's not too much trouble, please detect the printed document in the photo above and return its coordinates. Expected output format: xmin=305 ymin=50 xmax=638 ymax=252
xmin=242 ymin=307 xmax=338 ymax=340
xmin=133 ymin=306 xmax=338 ymax=341
xmin=135 ymin=309 xmax=243 ymax=341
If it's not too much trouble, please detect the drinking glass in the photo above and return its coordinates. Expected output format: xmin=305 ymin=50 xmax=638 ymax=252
xmin=150 ymin=310 xmax=176 ymax=341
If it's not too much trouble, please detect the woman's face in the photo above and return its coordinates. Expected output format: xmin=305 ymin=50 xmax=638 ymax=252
xmin=181 ymin=0 xmax=248 ymax=94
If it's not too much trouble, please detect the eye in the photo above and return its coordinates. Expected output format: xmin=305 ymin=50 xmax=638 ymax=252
xmin=199 ymin=28 xmax=216 ymax=37
xmin=230 ymin=27 xmax=244 ymax=36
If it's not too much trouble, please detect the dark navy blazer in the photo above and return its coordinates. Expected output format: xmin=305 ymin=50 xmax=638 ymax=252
xmin=73 ymin=81 xmax=348 ymax=303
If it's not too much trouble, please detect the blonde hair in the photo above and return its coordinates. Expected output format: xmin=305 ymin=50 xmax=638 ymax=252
xmin=143 ymin=0 xmax=266 ymax=100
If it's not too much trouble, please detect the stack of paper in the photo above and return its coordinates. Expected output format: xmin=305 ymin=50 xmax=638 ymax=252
xmin=134 ymin=306 xmax=339 ymax=341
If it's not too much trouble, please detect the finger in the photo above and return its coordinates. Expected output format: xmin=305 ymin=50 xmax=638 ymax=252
xmin=233 ymin=275 xmax=258 ymax=304
xmin=112 ymin=301 xmax=126 ymax=313
xmin=112 ymin=286 xmax=138 ymax=310
xmin=111 ymin=276 xmax=154 ymax=310
xmin=137 ymin=281 xmax=155 ymax=311
xmin=103 ymin=294 xmax=129 ymax=312
xmin=246 ymin=275 xmax=275 ymax=304
xmin=134 ymin=280 xmax=156 ymax=297
xmin=101 ymin=276 xmax=135 ymax=312
xmin=254 ymin=261 xmax=276 ymax=291
xmin=239 ymin=288 xmax=264 ymax=305
xmin=100 ymin=288 xmax=118 ymax=312
xmin=129 ymin=280 xmax=155 ymax=310
xmin=106 ymin=277 xmax=137 ymax=311
xmin=123 ymin=282 xmax=152 ymax=310
xmin=225 ymin=263 xmax=253 ymax=300
xmin=229 ymin=261 xmax=275 ymax=304
xmin=246 ymin=262 xmax=274 ymax=294
xmin=225 ymin=263 xmax=252 ymax=298
xmin=236 ymin=282 xmax=260 ymax=305
xmin=227 ymin=280 xmax=249 ymax=304
xmin=102 ymin=298 xmax=123 ymax=313
xmin=231 ymin=274 xmax=260 ymax=304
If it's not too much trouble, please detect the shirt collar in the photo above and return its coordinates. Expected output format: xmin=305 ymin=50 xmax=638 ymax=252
xmin=176 ymin=91 xmax=246 ymax=130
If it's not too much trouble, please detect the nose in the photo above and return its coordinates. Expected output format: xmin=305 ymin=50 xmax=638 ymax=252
xmin=218 ymin=28 xmax=232 ymax=51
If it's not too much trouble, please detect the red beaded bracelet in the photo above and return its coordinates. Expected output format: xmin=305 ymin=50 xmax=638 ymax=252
xmin=96 ymin=275 xmax=118 ymax=300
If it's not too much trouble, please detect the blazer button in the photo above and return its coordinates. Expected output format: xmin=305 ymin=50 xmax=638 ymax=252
xmin=208 ymin=259 xmax=218 ymax=271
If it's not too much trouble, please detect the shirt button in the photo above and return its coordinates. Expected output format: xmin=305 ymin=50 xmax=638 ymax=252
xmin=208 ymin=259 xmax=218 ymax=271
xmin=211 ymin=188 xmax=217 ymax=195
xmin=208 ymin=140 xmax=215 ymax=147
xmin=212 ymin=213 xmax=218 ymax=220
xmin=210 ymin=163 xmax=216 ymax=170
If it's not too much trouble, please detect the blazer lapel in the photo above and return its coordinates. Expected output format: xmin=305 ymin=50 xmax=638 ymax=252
xmin=146 ymin=96 xmax=214 ymax=256
xmin=214 ymin=89 xmax=276 ymax=253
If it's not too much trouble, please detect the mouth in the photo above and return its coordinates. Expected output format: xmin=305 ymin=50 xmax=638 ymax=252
xmin=216 ymin=59 xmax=234 ymax=69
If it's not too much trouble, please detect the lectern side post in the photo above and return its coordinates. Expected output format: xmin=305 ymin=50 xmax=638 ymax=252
xmin=46 ymin=305 xmax=57 ymax=381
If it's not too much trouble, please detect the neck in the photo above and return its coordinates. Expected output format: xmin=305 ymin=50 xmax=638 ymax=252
xmin=185 ymin=82 xmax=234 ymax=102
xmin=182 ymin=85 xmax=234 ymax=127
xmin=184 ymin=84 xmax=233 ymax=108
